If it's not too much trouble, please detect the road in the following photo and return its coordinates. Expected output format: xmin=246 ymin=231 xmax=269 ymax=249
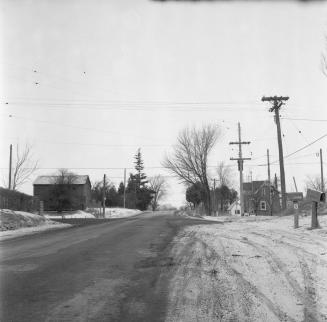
xmin=0 ymin=211 xmax=211 ymax=322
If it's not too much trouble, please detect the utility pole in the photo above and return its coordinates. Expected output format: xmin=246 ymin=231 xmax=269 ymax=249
xmin=8 ymin=144 xmax=12 ymax=190
xmin=267 ymin=149 xmax=272 ymax=216
xmin=230 ymin=122 xmax=251 ymax=216
xmin=213 ymin=178 xmax=216 ymax=216
xmin=123 ymin=168 xmax=126 ymax=208
xmin=267 ymin=149 xmax=271 ymax=185
xmin=262 ymin=96 xmax=289 ymax=210
xmin=293 ymin=177 xmax=298 ymax=192
xmin=102 ymin=174 xmax=106 ymax=218
xmin=320 ymin=148 xmax=324 ymax=192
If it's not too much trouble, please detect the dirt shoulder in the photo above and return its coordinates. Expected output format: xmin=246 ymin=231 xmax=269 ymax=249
xmin=165 ymin=214 xmax=327 ymax=322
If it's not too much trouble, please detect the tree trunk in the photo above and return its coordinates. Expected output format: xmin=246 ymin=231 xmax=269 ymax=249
xmin=203 ymin=186 xmax=212 ymax=216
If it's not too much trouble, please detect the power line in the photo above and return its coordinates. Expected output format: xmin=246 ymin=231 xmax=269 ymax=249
xmin=281 ymin=117 xmax=327 ymax=122
xmin=5 ymin=114 xmax=159 ymax=142
xmin=257 ymin=132 xmax=327 ymax=166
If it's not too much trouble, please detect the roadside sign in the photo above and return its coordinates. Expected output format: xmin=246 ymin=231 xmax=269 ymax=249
xmin=287 ymin=192 xmax=303 ymax=201
xmin=293 ymin=202 xmax=298 ymax=210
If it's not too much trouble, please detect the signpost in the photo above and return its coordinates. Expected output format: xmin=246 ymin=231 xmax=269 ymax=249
xmin=287 ymin=193 xmax=303 ymax=229
xmin=306 ymin=189 xmax=325 ymax=229
xmin=293 ymin=201 xmax=299 ymax=228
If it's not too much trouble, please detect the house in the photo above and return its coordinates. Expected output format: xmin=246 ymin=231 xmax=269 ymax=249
xmin=243 ymin=180 xmax=281 ymax=216
xmin=228 ymin=200 xmax=241 ymax=215
xmin=33 ymin=175 xmax=91 ymax=211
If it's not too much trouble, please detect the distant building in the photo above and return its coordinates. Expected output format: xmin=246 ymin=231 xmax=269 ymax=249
xmin=243 ymin=180 xmax=281 ymax=216
xmin=33 ymin=175 xmax=91 ymax=211
xmin=228 ymin=200 xmax=241 ymax=215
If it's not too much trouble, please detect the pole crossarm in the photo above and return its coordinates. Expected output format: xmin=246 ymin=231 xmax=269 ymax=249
xmin=261 ymin=96 xmax=289 ymax=102
xmin=230 ymin=158 xmax=251 ymax=161
xmin=262 ymin=96 xmax=289 ymax=112
xmin=229 ymin=142 xmax=251 ymax=145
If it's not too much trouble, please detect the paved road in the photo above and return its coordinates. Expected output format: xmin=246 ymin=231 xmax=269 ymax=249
xmin=0 ymin=211 xmax=209 ymax=322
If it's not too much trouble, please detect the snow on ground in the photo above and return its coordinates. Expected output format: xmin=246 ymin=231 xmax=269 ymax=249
xmin=103 ymin=208 xmax=141 ymax=219
xmin=44 ymin=210 xmax=96 ymax=219
xmin=87 ymin=207 xmax=142 ymax=219
xmin=0 ymin=209 xmax=71 ymax=240
xmin=166 ymin=214 xmax=327 ymax=322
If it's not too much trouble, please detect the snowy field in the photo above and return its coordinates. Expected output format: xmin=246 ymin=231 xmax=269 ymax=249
xmin=86 ymin=207 xmax=141 ymax=219
xmin=44 ymin=208 xmax=141 ymax=219
xmin=0 ymin=209 xmax=71 ymax=240
xmin=103 ymin=208 xmax=141 ymax=218
xmin=44 ymin=210 xmax=96 ymax=219
xmin=166 ymin=214 xmax=327 ymax=322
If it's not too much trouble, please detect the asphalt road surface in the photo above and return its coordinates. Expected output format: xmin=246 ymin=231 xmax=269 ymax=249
xmin=0 ymin=211 xmax=210 ymax=322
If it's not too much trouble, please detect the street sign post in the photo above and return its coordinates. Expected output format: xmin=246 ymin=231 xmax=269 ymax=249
xmin=287 ymin=193 xmax=303 ymax=229
xmin=293 ymin=201 xmax=299 ymax=228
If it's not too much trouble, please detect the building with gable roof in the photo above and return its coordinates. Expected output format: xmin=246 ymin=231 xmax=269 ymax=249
xmin=33 ymin=175 xmax=91 ymax=211
xmin=243 ymin=180 xmax=281 ymax=216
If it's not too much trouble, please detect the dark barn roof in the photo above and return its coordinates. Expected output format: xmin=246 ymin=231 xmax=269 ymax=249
xmin=243 ymin=181 xmax=265 ymax=193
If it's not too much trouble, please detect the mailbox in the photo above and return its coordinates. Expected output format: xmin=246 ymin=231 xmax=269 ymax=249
xmin=306 ymin=189 xmax=326 ymax=203
xmin=287 ymin=192 xmax=303 ymax=201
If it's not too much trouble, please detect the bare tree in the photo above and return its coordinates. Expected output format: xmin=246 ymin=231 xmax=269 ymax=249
xmin=11 ymin=144 xmax=38 ymax=190
xmin=148 ymin=175 xmax=168 ymax=211
xmin=163 ymin=124 xmax=219 ymax=215
xmin=305 ymin=174 xmax=326 ymax=192
xmin=52 ymin=169 xmax=78 ymax=212
xmin=216 ymin=161 xmax=234 ymax=188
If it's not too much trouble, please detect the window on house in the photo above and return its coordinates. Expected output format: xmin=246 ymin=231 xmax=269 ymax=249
xmin=235 ymin=210 xmax=240 ymax=215
xmin=260 ymin=201 xmax=267 ymax=211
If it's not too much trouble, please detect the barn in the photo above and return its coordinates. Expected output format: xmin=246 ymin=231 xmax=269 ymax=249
xmin=33 ymin=175 xmax=91 ymax=211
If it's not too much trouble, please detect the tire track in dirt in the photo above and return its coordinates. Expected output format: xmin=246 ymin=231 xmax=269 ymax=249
xmin=251 ymin=231 xmax=327 ymax=265
xmin=166 ymin=231 xmax=242 ymax=321
xmin=236 ymin=234 xmax=322 ymax=322
xmin=195 ymin=236 xmax=297 ymax=322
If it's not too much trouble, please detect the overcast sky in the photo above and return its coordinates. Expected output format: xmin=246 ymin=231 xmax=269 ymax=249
xmin=1 ymin=0 xmax=327 ymax=207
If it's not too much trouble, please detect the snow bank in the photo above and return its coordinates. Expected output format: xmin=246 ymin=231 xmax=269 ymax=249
xmin=86 ymin=207 xmax=141 ymax=219
xmin=104 ymin=208 xmax=141 ymax=219
xmin=44 ymin=210 xmax=95 ymax=219
xmin=0 ymin=209 xmax=71 ymax=240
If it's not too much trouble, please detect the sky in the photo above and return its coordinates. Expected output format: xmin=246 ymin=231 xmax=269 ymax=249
xmin=1 ymin=0 xmax=327 ymax=207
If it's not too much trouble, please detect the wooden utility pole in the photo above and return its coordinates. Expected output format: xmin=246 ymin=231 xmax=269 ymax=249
xmin=213 ymin=178 xmax=216 ymax=215
xmin=320 ymin=148 xmax=324 ymax=192
xmin=262 ymin=96 xmax=289 ymax=210
xmin=293 ymin=177 xmax=298 ymax=192
xmin=230 ymin=122 xmax=251 ymax=216
xmin=267 ymin=149 xmax=271 ymax=185
xmin=8 ymin=144 xmax=12 ymax=190
xmin=123 ymin=168 xmax=126 ymax=208
xmin=267 ymin=149 xmax=272 ymax=216
xmin=102 ymin=174 xmax=106 ymax=218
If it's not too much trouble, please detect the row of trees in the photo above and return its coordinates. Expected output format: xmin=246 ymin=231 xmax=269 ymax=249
xmin=185 ymin=181 xmax=237 ymax=211
xmin=91 ymin=149 xmax=167 ymax=211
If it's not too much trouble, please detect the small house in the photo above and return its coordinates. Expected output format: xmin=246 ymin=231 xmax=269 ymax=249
xmin=243 ymin=180 xmax=281 ymax=216
xmin=228 ymin=200 xmax=241 ymax=215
